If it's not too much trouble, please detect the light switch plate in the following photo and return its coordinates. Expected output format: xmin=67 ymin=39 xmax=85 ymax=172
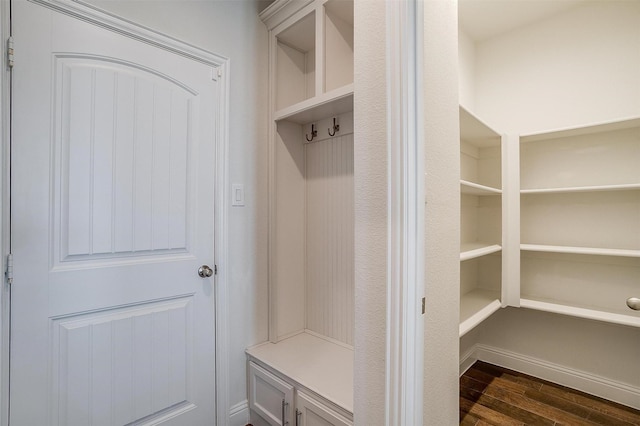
xmin=232 ymin=184 xmax=244 ymax=206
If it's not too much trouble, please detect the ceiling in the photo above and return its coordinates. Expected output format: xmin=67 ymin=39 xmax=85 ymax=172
xmin=458 ymin=0 xmax=586 ymax=42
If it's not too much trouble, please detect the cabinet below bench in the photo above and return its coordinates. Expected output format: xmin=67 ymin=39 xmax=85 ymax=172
xmin=246 ymin=332 xmax=353 ymax=426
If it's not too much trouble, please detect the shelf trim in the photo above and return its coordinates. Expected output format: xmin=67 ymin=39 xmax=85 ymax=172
xmin=459 ymin=294 xmax=501 ymax=337
xmin=521 ymin=183 xmax=640 ymax=194
xmin=521 ymin=244 xmax=640 ymax=258
xmin=274 ymin=83 xmax=354 ymax=123
xmin=461 ymin=180 xmax=502 ymax=195
xmin=460 ymin=244 xmax=502 ymax=261
xmin=520 ymin=298 xmax=640 ymax=328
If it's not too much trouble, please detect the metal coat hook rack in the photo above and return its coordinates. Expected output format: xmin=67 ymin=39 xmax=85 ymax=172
xmin=306 ymin=124 xmax=317 ymax=142
xmin=328 ymin=117 xmax=340 ymax=136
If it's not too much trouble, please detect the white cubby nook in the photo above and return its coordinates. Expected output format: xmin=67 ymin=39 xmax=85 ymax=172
xmin=271 ymin=0 xmax=354 ymax=122
xmin=275 ymin=10 xmax=316 ymax=111
xmin=323 ymin=0 xmax=353 ymax=93
xmin=252 ymin=1 xmax=355 ymax=424
xmin=519 ymin=117 xmax=640 ymax=328
xmin=459 ymin=106 xmax=507 ymax=337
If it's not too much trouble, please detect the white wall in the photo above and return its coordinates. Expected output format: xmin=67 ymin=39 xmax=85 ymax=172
xmin=87 ymin=0 xmax=270 ymax=419
xmin=462 ymin=0 xmax=640 ymax=404
xmin=458 ymin=28 xmax=475 ymax=111
xmin=422 ymin=1 xmax=460 ymax=424
xmin=475 ymin=0 xmax=640 ymax=134
xmin=353 ymin=0 xmax=387 ymax=423
xmin=472 ymin=308 xmax=640 ymax=388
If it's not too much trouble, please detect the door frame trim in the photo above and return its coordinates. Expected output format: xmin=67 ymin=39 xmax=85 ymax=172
xmin=1 ymin=0 xmax=11 ymax=424
xmin=2 ymin=1 xmax=232 ymax=424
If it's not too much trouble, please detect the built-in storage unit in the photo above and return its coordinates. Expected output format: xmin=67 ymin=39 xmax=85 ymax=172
xmin=519 ymin=117 xmax=640 ymax=327
xmin=249 ymin=1 xmax=355 ymax=424
xmin=459 ymin=107 xmax=506 ymax=336
xmin=457 ymin=0 xmax=640 ymax=411
xmin=247 ymin=333 xmax=353 ymax=426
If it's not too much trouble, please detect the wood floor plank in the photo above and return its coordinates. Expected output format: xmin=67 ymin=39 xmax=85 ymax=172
xmin=473 ymin=361 xmax=543 ymax=391
xmin=538 ymin=383 xmax=640 ymax=425
xmin=586 ymin=409 xmax=639 ymax=426
xmin=483 ymin=383 xmax=597 ymax=425
xmin=460 ymin=396 xmax=525 ymax=426
xmin=460 ymin=385 xmax=556 ymax=425
xmin=460 ymin=362 xmax=640 ymax=426
xmin=463 ymin=367 xmax=530 ymax=395
xmin=460 ymin=411 xmax=480 ymax=425
xmin=461 ymin=375 xmax=490 ymax=395
xmin=459 ymin=413 xmax=496 ymax=426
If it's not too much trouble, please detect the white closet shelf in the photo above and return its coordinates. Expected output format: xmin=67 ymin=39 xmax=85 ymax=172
xmin=521 ymin=244 xmax=640 ymax=258
xmin=460 ymin=289 xmax=502 ymax=337
xmin=274 ymin=84 xmax=354 ymax=124
xmin=461 ymin=180 xmax=502 ymax=195
xmin=460 ymin=243 xmax=502 ymax=261
xmin=459 ymin=105 xmax=501 ymax=145
xmin=520 ymin=298 xmax=640 ymax=328
xmin=246 ymin=331 xmax=353 ymax=414
xmin=520 ymin=116 xmax=640 ymax=143
xmin=521 ymin=183 xmax=640 ymax=194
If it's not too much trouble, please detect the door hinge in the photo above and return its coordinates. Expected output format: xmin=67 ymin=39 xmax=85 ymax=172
xmin=5 ymin=253 xmax=13 ymax=286
xmin=7 ymin=37 xmax=14 ymax=68
xmin=421 ymin=297 xmax=425 ymax=315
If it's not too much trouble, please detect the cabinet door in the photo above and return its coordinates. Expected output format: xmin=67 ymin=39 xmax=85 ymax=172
xmin=295 ymin=391 xmax=352 ymax=426
xmin=249 ymin=362 xmax=294 ymax=426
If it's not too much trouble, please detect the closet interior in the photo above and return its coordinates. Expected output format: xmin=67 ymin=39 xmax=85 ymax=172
xmin=246 ymin=0 xmax=640 ymax=424
xmin=246 ymin=1 xmax=355 ymax=425
xmin=458 ymin=0 xmax=639 ymax=409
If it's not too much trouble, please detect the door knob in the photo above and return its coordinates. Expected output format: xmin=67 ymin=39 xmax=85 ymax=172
xmin=198 ymin=265 xmax=214 ymax=278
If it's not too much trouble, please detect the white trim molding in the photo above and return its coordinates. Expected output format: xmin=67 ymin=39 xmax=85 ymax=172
xmin=385 ymin=0 xmax=424 ymax=425
xmin=6 ymin=2 xmax=232 ymax=425
xmin=33 ymin=0 xmax=228 ymax=67
xmin=1 ymin=0 xmax=11 ymax=424
xmin=229 ymin=400 xmax=250 ymax=426
xmin=462 ymin=344 xmax=640 ymax=411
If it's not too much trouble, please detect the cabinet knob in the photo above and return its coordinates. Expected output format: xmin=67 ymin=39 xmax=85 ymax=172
xmin=626 ymin=297 xmax=640 ymax=311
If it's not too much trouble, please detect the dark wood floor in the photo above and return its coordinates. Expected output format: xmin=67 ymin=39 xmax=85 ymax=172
xmin=460 ymin=361 xmax=640 ymax=425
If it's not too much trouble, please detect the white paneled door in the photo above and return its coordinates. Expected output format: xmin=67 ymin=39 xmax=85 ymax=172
xmin=10 ymin=1 xmax=219 ymax=424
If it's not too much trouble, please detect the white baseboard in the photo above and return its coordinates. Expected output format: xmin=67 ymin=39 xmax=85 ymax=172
xmin=461 ymin=344 xmax=640 ymax=410
xmin=459 ymin=345 xmax=477 ymax=377
xmin=229 ymin=400 xmax=249 ymax=426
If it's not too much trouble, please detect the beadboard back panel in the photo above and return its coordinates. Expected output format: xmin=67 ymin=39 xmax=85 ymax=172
xmin=305 ymin=131 xmax=354 ymax=345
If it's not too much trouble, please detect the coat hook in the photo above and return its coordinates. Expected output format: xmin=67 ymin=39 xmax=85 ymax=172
xmin=306 ymin=124 xmax=317 ymax=142
xmin=328 ymin=117 xmax=340 ymax=137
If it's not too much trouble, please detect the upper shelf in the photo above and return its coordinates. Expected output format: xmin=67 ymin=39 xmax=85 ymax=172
xmin=265 ymin=0 xmax=354 ymax=119
xmin=461 ymin=243 xmax=502 ymax=261
xmin=274 ymin=84 xmax=354 ymax=124
xmin=520 ymin=298 xmax=640 ymax=329
xmin=521 ymin=244 xmax=640 ymax=258
xmin=460 ymin=289 xmax=502 ymax=337
xmin=520 ymin=116 xmax=640 ymax=143
xmin=521 ymin=183 xmax=640 ymax=194
xmin=461 ymin=180 xmax=502 ymax=195
xmin=519 ymin=116 xmax=640 ymax=190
